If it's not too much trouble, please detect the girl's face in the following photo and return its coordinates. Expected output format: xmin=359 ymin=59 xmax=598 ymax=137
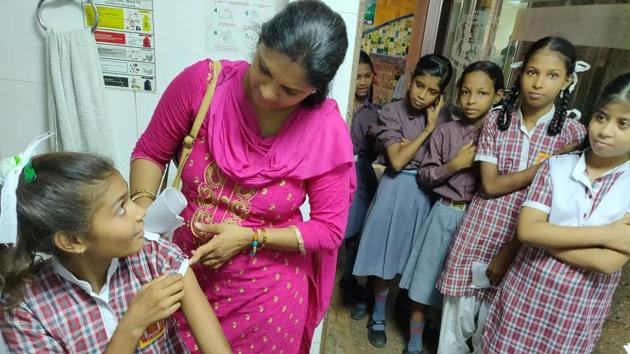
xmin=82 ymin=173 xmax=146 ymax=259
xmin=407 ymin=73 xmax=441 ymax=110
xmin=248 ymin=44 xmax=316 ymax=110
xmin=459 ymin=70 xmax=502 ymax=121
xmin=589 ymin=101 xmax=630 ymax=159
xmin=355 ymin=63 xmax=373 ymax=99
xmin=519 ymin=49 xmax=572 ymax=111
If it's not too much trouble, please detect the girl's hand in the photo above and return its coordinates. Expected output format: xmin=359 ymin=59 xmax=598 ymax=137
xmin=555 ymin=142 xmax=580 ymax=155
xmin=426 ymin=95 xmax=444 ymax=132
xmin=450 ymin=142 xmax=477 ymax=171
xmin=121 ymin=274 xmax=184 ymax=334
xmin=605 ymin=215 xmax=630 ymax=254
xmin=189 ymin=223 xmax=252 ymax=269
xmin=486 ymin=246 xmax=513 ymax=286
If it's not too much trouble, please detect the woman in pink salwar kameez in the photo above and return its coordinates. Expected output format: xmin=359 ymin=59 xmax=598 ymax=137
xmin=129 ymin=2 xmax=354 ymax=353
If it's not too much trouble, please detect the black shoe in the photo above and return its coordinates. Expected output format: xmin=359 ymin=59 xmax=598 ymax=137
xmin=350 ymin=301 xmax=368 ymax=320
xmin=367 ymin=318 xmax=387 ymax=348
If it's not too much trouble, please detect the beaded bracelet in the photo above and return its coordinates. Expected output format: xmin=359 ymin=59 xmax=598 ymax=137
xmin=250 ymin=228 xmax=259 ymax=256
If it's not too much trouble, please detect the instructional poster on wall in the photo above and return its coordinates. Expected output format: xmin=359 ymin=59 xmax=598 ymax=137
xmin=207 ymin=0 xmax=288 ymax=60
xmin=83 ymin=0 xmax=156 ymax=92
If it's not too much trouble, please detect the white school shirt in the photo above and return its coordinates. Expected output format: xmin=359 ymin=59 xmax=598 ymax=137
xmin=523 ymin=151 xmax=630 ymax=225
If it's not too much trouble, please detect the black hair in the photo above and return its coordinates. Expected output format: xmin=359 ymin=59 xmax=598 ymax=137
xmin=595 ymin=72 xmax=630 ymax=111
xmin=579 ymin=72 xmax=630 ymax=151
xmin=498 ymin=36 xmax=577 ymax=135
xmin=0 ymin=152 xmax=116 ymax=309
xmin=259 ymin=0 xmax=348 ymax=107
xmin=458 ymin=60 xmax=505 ymax=92
xmin=412 ymin=54 xmax=453 ymax=92
xmin=358 ymin=50 xmax=375 ymax=102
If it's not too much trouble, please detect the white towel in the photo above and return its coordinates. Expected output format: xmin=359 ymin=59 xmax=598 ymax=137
xmin=46 ymin=28 xmax=112 ymax=155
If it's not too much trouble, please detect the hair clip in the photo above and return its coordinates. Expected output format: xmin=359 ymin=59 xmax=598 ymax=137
xmin=23 ymin=160 xmax=37 ymax=183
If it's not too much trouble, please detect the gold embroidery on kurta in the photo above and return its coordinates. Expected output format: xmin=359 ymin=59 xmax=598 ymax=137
xmin=191 ymin=159 xmax=258 ymax=238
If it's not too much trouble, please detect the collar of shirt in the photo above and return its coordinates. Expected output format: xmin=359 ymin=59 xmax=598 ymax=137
xmin=572 ymin=149 xmax=630 ymax=190
xmin=52 ymin=258 xmax=119 ymax=300
xmin=355 ymin=99 xmax=377 ymax=113
xmin=460 ymin=120 xmax=481 ymax=140
xmin=517 ymin=105 xmax=555 ymax=136
xmin=52 ymin=258 xmax=120 ymax=339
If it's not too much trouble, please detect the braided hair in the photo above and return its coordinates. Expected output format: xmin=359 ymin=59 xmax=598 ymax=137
xmin=497 ymin=36 xmax=577 ymax=136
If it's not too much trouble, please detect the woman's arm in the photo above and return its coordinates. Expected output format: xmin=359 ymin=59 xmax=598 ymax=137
xmin=548 ymin=248 xmax=629 ymax=274
xmin=129 ymin=159 xmax=165 ymax=208
xmin=479 ymin=161 xmax=540 ymax=198
xmin=130 ymin=60 xmax=212 ymax=206
xmin=180 ymin=269 xmax=231 ymax=354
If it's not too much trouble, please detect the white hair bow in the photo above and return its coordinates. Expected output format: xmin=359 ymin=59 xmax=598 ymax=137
xmin=0 ymin=131 xmax=54 ymax=244
xmin=510 ymin=60 xmax=590 ymax=93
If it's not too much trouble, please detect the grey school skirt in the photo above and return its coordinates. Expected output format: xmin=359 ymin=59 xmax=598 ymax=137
xmin=399 ymin=201 xmax=465 ymax=306
xmin=352 ymin=169 xmax=432 ymax=280
xmin=345 ymin=156 xmax=378 ymax=238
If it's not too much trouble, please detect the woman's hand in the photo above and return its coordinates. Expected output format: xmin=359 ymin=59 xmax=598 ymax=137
xmin=189 ymin=223 xmax=252 ymax=269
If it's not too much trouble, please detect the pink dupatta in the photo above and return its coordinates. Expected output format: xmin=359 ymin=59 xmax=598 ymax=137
xmin=208 ymin=60 xmax=355 ymax=348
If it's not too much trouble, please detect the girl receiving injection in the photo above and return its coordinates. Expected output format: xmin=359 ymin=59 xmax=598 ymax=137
xmin=0 ymin=144 xmax=230 ymax=354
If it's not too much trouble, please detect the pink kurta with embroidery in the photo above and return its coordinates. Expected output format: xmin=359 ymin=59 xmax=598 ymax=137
xmin=132 ymin=59 xmax=355 ymax=354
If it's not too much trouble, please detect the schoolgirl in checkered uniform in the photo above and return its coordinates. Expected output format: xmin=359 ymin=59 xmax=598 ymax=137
xmin=435 ymin=36 xmax=588 ymax=353
xmin=482 ymin=73 xmax=630 ymax=353
xmin=0 ymin=151 xmax=230 ymax=353
xmin=398 ymin=61 xmax=505 ymax=354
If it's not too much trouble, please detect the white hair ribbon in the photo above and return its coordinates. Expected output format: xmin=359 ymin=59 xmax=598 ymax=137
xmin=0 ymin=131 xmax=54 ymax=244
xmin=568 ymin=60 xmax=590 ymax=93
xmin=510 ymin=60 xmax=591 ymax=94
